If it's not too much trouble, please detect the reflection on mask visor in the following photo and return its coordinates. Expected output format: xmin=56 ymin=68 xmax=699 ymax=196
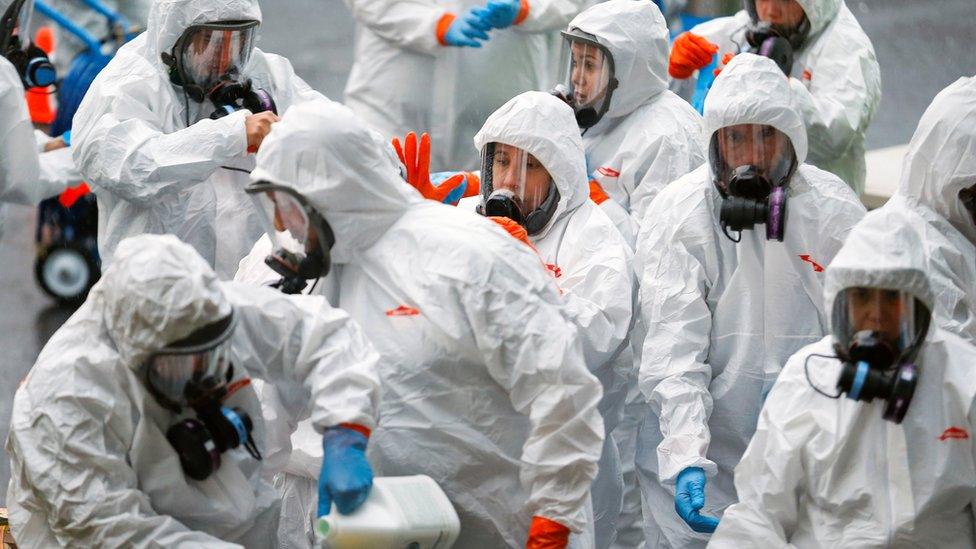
xmin=711 ymin=124 xmax=795 ymax=197
xmin=2 ymin=0 xmax=32 ymax=51
xmin=482 ymin=143 xmax=553 ymax=215
xmin=832 ymin=287 xmax=922 ymax=363
xmin=147 ymin=340 xmax=232 ymax=405
xmin=181 ymin=23 xmax=257 ymax=89
xmin=556 ymin=33 xmax=614 ymax=128
xmin=564 ymin=41 xmax=610 ymax=110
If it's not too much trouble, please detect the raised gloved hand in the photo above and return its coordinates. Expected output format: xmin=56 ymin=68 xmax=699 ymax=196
xmin=318 ymin=425 xmax=373 ymax=517
xmin=246 ymin=111 xmax=280 ymax=153
xmin=588 ymin=179 xmax=610 ymax=205
xmin=674 ymin=466 xmax=720 ymax=533
xmin=669 ymin=32 xmax=719 ymax=79
xmin=438 ymin=8 xmax=491 ymax=48
xmin=526 ymin=516 xmax=570 ymax=549
xmin=431 ymin=171 xmax=480 ymax=204
xmin=476 ymin=0 xmax=524 ymax=30
xmin=391 ymin=132 xmax=468 ymax=204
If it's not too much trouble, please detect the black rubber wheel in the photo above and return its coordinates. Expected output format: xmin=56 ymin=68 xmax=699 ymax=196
xmin=34 ymin=242 xmax=99 ymax=306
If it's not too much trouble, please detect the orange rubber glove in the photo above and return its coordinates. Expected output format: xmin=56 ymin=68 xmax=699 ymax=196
xmin=462 ymin=171 xmax=481 ymax=198
xmin=391 ymin=132 xmax=467 ymax=204
xmin=669 ymin=32 xmax=719 ymax=79
xmin=526 ymin=516 xmax=570 ymax=549
xmin=713 ymin=52 xmax=736 ymax=77
xmin=588 ymin=179 xmax=610 ymax=205
xmin=489 ymin=216 xmax=535 ymax=249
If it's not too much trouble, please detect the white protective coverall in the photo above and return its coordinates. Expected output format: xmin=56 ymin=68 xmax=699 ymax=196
xmin=5 ymin=233 xmax=381 ymax=549
xmin=711 ymin=214 xmax=976 ymax=548
xmin=71 ymin=0 xmax=323 ymax=278
xmin=634 ymin=54 xmax=865 ymax=548
xmin=237 ymin=100 xmax=605 ymax=548
xmin=896 ymin=75 xmax=976 ymax=334
xmin=572 ymin=0 xmax=705 ymax=248
xmin=471 ymin=90 xmax=636 ymax=548
xmin=569 ymin=6 xmax=706 ymax=541
xmin=342 ymin=0 xmax=586 ymax=170
xmin=0 ymin=51 xmax=80 ymax=234
xmin=679 ymin=0 xmax=880 ymax=193
xmin=827 ymin=77 xmax=976 ymax=343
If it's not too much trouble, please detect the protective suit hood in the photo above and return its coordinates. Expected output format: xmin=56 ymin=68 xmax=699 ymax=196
xmin=898 ymin=76 xmax=976 ymax=246
xmin=251 ymin=100 xmax=419 ymax=263
xmin=95 ymin=234 xmax=233 ymax=368
xmin=567 ymin=0 xmax=669 ymax=120
xmin=474 ymin=91 xmax=588 ymax=239
xmin=704 ymin=53 xmax=808 ymax=177
xmin=145 ymin=0 xmax=262 ymax=70
xmin=824 ymin=217 xmax=935 ymax=334
xmin=745 ymin=0 xmax=841 ymax=37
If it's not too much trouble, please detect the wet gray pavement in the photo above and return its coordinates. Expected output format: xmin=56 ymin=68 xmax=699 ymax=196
xmin=1 ymin=0 xmax=974 ymax=502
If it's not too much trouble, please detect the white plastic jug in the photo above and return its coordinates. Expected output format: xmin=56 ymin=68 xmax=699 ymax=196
xmin=316 ymin=475 xmax=460 ymax=549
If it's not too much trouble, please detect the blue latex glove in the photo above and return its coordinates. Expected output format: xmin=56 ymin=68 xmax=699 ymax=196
xmin=61 ymin=130 xmax=72 ymax=147
xmin=479 ymin=0 xmax=521 ymax=30
xmin=443 ymin=9 xmax=492 ymax=48
xmin=674 ymin=467 xmax=720 ymax=533
xmin=431 ymin=171 xmax=469 ymax=205
xmin=318 ymin=426 xmax=373 ymax=517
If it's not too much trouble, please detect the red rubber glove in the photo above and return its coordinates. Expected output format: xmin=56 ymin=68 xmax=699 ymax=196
xmin=669 ymin=32 xmax=719 ymax=79
xmin=391 ymin=132 xmax=466 ymax=203
xmin=588 ymin=179 xmax=610 ymax=205
xmin=526 ymin=516 xmax=570 ymax=549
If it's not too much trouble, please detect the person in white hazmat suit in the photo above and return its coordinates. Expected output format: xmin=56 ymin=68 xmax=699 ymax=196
xmin=342 ymin=0 xmax=587 ymax=170
xmin=817 ymin=76 xmax=976 ymax=345
xmin=71 ymin=0 xmax=323 ymax=278
xmin=553 ymin=5 xmax=706 ymax=544
xmin=634 ymin=53 xmax=865 ymax=548
xmin=459 ymin=90 xmax=635 ymax=548
xmin=235 ymin=99 xmax=605 ymax=549
xmin=5 ymin=233 xmax=382 ymax=548
xmin=557 ymin=0 xmax=705 ymax=248
xmin=668 ymin=0 xmax=880 ymax=193
xmin=710 ymin=208 xmax=976 ymax=547
xmin=0 ymin=0 xmax=82 ymax=235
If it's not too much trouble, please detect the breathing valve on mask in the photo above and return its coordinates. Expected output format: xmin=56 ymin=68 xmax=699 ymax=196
xmin=165 ymin=372 xmax=263 ymax=481
xmin=744 ymin=23 xmax=796 ymax=76
xmin=719 ymin=166 xmax=787 ymax=242
xmin=208 ymin=78 xmax=277 ymax=120
xmin=482 ymin=189 xmax=526 ymax=226
xmin=834 ymin=331 xmax=918 ymax=424
xmin=264 ymin=246 xmax=326 ymax=295
xmin=550 ymin=83 xmax=599 ymax=129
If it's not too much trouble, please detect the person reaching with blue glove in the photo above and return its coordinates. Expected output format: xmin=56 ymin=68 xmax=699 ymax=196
xmin=5 ymin=234 xmax=382 ymax=547
xmin=319 ymin=425 xmax=374 ymax=516
xmin=439 ymin=5 xmax=492 ymax=47
xmin=342 ymin=0 xmax=587 ymax=171
xmin=674 ymin=467 xmax=720 ymax=534
xmin=238 ymin=99 xmax=605 ymax=549
xmin=473 ymin=0 xmax=524 ymax=30
xmin=636 ymin=55 xmax=865 ymax=548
